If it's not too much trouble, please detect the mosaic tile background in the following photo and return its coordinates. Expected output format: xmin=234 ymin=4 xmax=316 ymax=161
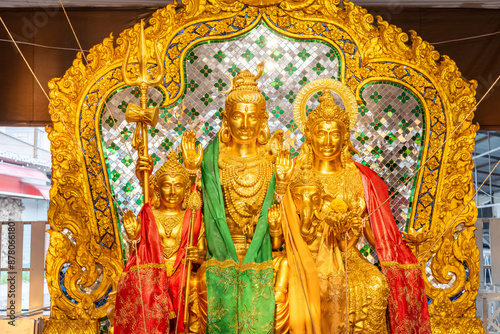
xmin=100 ymin=24 xmax=424 ymax=265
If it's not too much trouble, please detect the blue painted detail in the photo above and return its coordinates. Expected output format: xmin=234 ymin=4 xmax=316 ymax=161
xmin=464 ymin=261 xmax=469 ymax=281
xmin=94 ymin=285 xmax=113 ymax=308
xmin=450 ymin=289 xmax=465 ymax=302
xmin=60 ymin=263 xmax=78 ymax=304
xmin=427 ymin=297 xmax=432 ymax=305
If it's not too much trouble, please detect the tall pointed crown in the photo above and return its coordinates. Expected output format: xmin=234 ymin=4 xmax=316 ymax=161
xmin=305 ymin=89 xmax=350 ymax=133
xmin=153 ymin=150 xmax=190 ymax=186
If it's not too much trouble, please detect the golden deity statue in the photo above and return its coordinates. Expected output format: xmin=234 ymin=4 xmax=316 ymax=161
xmin=284 ymin=79 xmax=431 ymax=333
xmin=112 ymin=146 xmax=205 ymax=334
xmin=185 ymin=62 xmax=293 ymax=333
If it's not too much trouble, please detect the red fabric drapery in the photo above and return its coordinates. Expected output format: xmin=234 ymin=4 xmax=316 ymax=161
xmin=356 ymin=162 xmax=431 ymax=334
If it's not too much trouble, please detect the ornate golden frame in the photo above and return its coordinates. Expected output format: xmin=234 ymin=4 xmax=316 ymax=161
xmin=46 ymin=0 xmax=481 ymax=332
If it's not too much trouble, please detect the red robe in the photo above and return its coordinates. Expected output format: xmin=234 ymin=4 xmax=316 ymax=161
xmin=356 ymin=162 xmax=431 ymax=334
xmin=114 ymin=191 xmax=202 ymax=334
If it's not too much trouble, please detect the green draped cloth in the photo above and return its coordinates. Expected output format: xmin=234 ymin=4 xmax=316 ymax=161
xmin=201 ymin=137 xmax=276 ymax=333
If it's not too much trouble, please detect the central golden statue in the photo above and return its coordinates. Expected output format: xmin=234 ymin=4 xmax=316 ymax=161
xmin=185 ymin=62 xmax=293 ymax=333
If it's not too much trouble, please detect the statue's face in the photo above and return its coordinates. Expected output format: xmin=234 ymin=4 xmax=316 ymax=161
xmin=291 ymin=185 xmax=322 ymax=231
xmin=310 ymin=120 xmax=345 ymax=160
xmin=159 ymin=175 xmax=187 ymax=207
xmin=227 ymin=103 xmax=262 ymax=143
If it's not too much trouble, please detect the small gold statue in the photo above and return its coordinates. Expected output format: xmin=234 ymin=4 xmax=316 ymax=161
xmin=113 ymin=148 xmax=205 ymax=334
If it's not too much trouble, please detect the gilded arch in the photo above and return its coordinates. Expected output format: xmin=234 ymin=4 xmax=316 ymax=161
xmin=45 ymin=0 xmax=481 ymax=333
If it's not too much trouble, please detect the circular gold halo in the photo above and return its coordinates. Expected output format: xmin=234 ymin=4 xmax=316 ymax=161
xmin=293 ymin=78 xmax=358 ymax=133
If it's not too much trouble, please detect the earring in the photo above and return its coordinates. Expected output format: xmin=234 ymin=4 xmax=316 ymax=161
xmin=341 ymin=145 xmax=350 ymax=168
xmin=220 ymin=126 xmax=231 ymax=143
xmin=257 ymin=122 xmax=270 ymax=145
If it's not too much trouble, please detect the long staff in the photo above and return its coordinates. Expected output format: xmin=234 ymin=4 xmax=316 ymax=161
xmin=183 ymin=182 xmax=203 ymax=329
xmin=122 ymin=19 xmax=163 ymax=201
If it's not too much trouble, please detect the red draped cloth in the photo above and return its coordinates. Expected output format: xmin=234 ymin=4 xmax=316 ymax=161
xmin=355 ymin=162 xmax=431 ymax=334
xmin=114 ymin=190 xmax=202 ymax=334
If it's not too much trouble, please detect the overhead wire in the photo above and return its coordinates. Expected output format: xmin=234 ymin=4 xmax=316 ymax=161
xmin=418 ymin=158 xmax=500 ymax=263
xmin=0 ymin=16 xmax=124 ymax=217
xmin=0 ymin=38 xmax=88 ymax=52
xmin=56 ymin=1 xmax=149 ymax=333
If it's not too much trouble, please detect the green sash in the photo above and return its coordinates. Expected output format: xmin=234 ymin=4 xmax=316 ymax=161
xmin=201 ymin=137 xmax=276 ymax=333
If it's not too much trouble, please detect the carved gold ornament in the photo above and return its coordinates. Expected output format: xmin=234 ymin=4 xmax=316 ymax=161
xmin=293 ymin=78 xmax=358 ymax=133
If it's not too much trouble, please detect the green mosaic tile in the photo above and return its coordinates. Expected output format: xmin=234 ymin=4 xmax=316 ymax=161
xmin=131 ymin=87 xmax=140 ymax=98
xmin=161 ymin=137 xmax=173 ymax=150
xmin=187 ymin=50 xmax=198 ymax=64
xmin=121 ymin=155 xmax=133 ymax=167
xmin=326 ymin=48 xmax=338 ymax=61
xmin=298 ymin=48 xmax=310 ymax=60
xmin=356 ymin=132 xmax=369 ymax=144
xmin=371 ymin=145 xmax=383 ymax=158
xmin=298 ymin=76 xmax=310 ymax=86
xmin=241 ymin=49 xmax=255 ymax=62
xmin=412 ymin=133 xmax=422 ymax=145
xmin=228 ymin=64 xmax=241 ymax=77
xmin=202 ymin=122 xmax=214 ymax=135
xmin=284 ymin=62 xmax=297 ymax=75
xmin=398 ymin=119 xmax=409 ymax=131
xmin=398 ymin=146 xmax=412 ymax=158
xmin=151 ymin=153 xmax=161 ymax=165
xmin=214 ymin=78 xmax=227 ymax=91
xmin=148 ymin=127 xmax=159 ymax=138
xmin=187 ymin=79 xmax=199 ymax=92
xmin=285 ymin=119 xmax=297 ymax=132
xmin=214 ymin=50 xmax=227 ymax=63
xmin=261 ymin=92 xmax=270 ymax=101
xmin=385 ymin=159 xmax=398 ymax=172
xmin=173 ymin=123 xmax=186 ymax=134
xmin=271 ymin=50 xmax=283 ymax=61
xmin=122 ymin=182 xmax=134 ymax=194
xmin=312 ymin=62 xmax=325 ymax=75
xmin=271 ymin=77 xmax=284 ymax=90
xmin=358 ymin=105 xmax=369 ymax=116
xmin=117 ymin=101 xmax=128 ymax=113
xmin=411 ymin=106 xmax=422 ymax=118
xmin=285 ymin=90 xmax=296 ymax=103
xmin=110 ymin=170 xmax=120 ymax=182
xmin=105 ymin=115 xmax=117 ymax=127
xmin=147 ymin=98 xmax=158 ymax=107
xmin=186 ymin=107 xmax=200 ymax=120
xmin=200 ymin=65 xmax=213 ymax=77
xmin=255 ymin=35 xmax=267 ymax=48
xmin=370 ymin=118 xmax=382 ymax=130
xmin=120 ymin=127 xmax=132 ymax=140
xmin=396 ymin=91 xmax=409 ymax=104
xmin=107 ymin=142 xmax=119 ymax=155
xmin=384 ymin=132 xmax=397 ymax=144
xmin=271 ymin=106 xmax=285 ymax=118
xmin=383 ymin=104 xmax=396 ymax=117
xmin=369 ymin=91 xmax=382 ymax=103
xmin=200 ymin=93 xmax=213 ymax=106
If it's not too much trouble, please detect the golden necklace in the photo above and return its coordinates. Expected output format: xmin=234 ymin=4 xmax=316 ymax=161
xmin=218 ymin=148 xmax=273 ymax=231
xmin=154 ymin=210 xmax=184 ymax=238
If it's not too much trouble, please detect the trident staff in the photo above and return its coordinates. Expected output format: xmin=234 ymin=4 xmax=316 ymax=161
xmin=122 ymin=19 xmax=164 ymax=201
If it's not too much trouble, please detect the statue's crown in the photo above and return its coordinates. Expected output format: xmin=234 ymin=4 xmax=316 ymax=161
xmin=306 ymin=89 xmax=350 ymax=131
xmin=226 ymin=61 xmax=265 ymax=93
xmin=154 ymin=151 xmax=190 ymax=185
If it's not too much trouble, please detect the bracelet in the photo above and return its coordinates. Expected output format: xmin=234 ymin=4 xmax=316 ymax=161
xmin=269 ymin=227 xmax=283 ymax=238
xmin=186 ymin=168 xmax=197 ymax=178
xmin=274 ymin=181 xmax=288 ymax=195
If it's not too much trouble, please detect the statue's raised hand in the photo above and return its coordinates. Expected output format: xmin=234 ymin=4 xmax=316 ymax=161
xmin=275 ymin=148 xmax=295 ymax=195
xmin=181 ymin=130 xmax=203 ymax=171
xmin=123 ymin=210 xmax=141 ymax=240
xmin=268 ymin=204 xmax=282 ymax=232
